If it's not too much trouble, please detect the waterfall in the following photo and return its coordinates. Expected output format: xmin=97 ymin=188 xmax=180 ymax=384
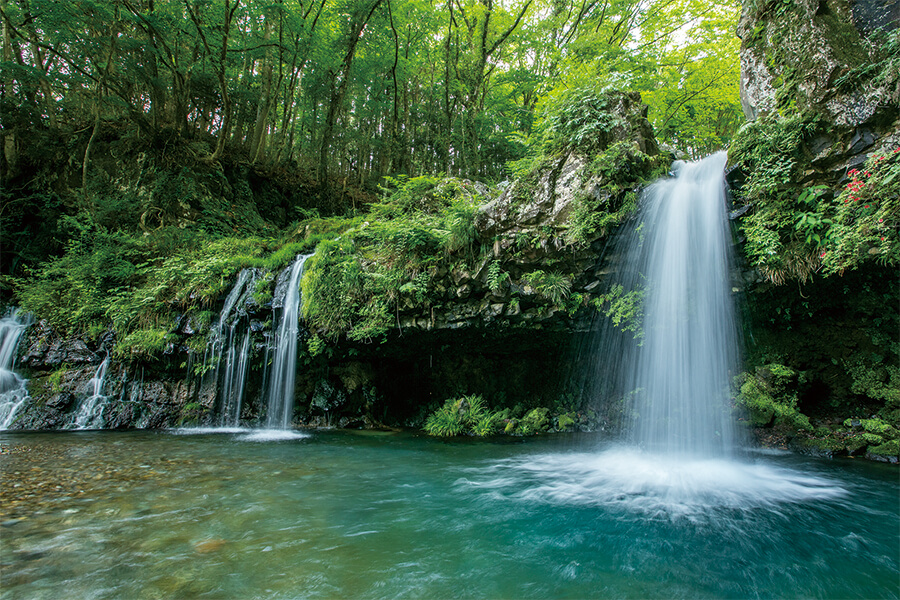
xmin=219 ymin=327 xmax=251 ymax=426
xmin=0 ymin=310 xmax=32 ymax=429
xmin=204 ymin=268 xmax=257 ymax=427
xmin=71 ymin=355 xmax=110 ymax=429
xmin=265 ymin=254 xmax=313 ymax=429
xmin=596 ymin=152 xmax=740 ymax=456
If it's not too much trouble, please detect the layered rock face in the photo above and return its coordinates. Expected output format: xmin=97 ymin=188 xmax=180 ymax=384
xmin=729 ymin=0 xmax=899 ymax=461
xmin=8 ymin=91 xmax=665 ymax=431
xmin=396 ymin=91 xmax=663 ymax=333
xmin=736 ymin=0 xmax=899 ymax=179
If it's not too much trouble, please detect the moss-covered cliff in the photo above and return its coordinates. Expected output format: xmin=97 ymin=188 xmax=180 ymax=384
xmin=5 ymin=89 xmax=665 ymax=435
xmin=728 ymin=0 xmax=899 ymax=461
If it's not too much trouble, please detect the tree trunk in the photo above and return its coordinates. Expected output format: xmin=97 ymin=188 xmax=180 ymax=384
xmin=318 ymin=0 xmax=384 ymax=185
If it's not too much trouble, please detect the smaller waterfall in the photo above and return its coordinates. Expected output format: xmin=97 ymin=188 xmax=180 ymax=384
xmin=72 ymin=355 xmax=110 ymax=429
xmin=203 ymin=269 xmax=257 ymax=426
xmin=0 ymin=310 xmax=32 ymax=429
xmin=219 ymin=327 xmax=251 ymax=425
xmin=265 ymin=254 xmax=313 ymax=429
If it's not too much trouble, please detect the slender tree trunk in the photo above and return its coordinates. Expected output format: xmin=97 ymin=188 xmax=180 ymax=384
xmin=249 ymin=18 xmax=273 ymax=162
xmin=318 ymin=0 xmax=384 ymax=185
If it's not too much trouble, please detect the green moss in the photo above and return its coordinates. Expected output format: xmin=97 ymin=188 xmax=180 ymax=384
xmin=795 ymin=436 xmax=845 ymax=453
xmin=868 ymin=439 xmax=900 ymax=457
xmin=557 ymin=412 xmax=577 ymax=430
xmin=519 ymin=407 xmax=550 ymax=435
xmin=564 ymin=142 xmax=662 ymax=247
xmin=178 ymin=402 xmax=208 ymax=426
xmin=47 ymin=366 xmax=67 ymax=393
xmin=735 ymin=364 xmax=812 ymax=430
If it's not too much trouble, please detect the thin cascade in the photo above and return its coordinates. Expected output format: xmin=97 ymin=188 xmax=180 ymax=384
xmin=219 ymin=326 xmax=252 ymax=426
xmin=203 ymin=268 xmax=257 ymax=427
xmin=72 ymin=355 xmax=110 ymax=429
xmin=592 ymin=152 xmax=740 ymax=457
xmin=265 ymin=254 xmax=314 ymax=429
xmin=0 ymin=310 xmax=33 ymax=429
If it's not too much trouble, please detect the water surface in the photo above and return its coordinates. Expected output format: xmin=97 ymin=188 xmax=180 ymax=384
xmin=1 ymin=430 xmax=897 ymax=599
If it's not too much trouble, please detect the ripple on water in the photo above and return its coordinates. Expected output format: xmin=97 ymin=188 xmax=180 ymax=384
xmin=169 ymin=427 xmax=249 ymax=435
xmin=459 ymin=447 xmax=849 ymax=518
xmin=167 ymin=427 xmax=310 ymax=441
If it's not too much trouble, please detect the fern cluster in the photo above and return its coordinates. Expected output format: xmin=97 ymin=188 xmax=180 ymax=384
xmin=424 ymin=395 xmax=502 ymax=437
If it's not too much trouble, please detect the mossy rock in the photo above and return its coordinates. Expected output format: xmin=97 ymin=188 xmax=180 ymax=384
xmin=557 ymin=412 xmax=577 ymax=431
xmin=520 ymin=407 xmax=550 ymax=435
xmin=866 ymin=439 xmax=899 ymax=463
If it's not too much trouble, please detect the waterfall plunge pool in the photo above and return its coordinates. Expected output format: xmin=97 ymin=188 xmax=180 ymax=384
xmin=1 ymin=430 xmax=897 ymax=599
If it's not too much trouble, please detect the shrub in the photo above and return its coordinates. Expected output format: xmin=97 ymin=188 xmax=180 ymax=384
xmin=424 ymin=395 xmax=499 ymax=437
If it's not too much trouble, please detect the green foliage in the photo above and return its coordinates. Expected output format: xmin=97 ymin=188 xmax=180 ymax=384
xmin=178 ymin=402 xmax=208 ymax=427
xmin=821 ymin=151 xmax=900 ymax=274
xmin=834 ymin=28 xmax=900 ymax=98
xmin=540 ymin=87 xmax=627 ymax=154
xmin=424 ymin=395 xmax=498 ymax=437
xmin=868 ymin=440 xmax=899 ymax=457
xmin=301 ymin=178 xmax=493 ymax=341
xmin=518 ymin=407 xmax=551 ymax=435
xmin=446 ymin=201 xmax=479 ymax=256
xmin=564 ymin=142 xmax=662 ymax=247
xmin=116 ymin=327 xmax=176 ymax=360
xmin=16 ymin=214 xmax=148 ymax=334
xmin=844 ymin=357 xmax=900 ymax=408
xmin=487 ymin=261 xmax=510 ymax=294
xmin=729 ymin=112 xmax=827 ymax=283
xmin=557 ymin=412 xmax=577 ymax=430
xmin=735 ymin=364 xmax=812 ymax=430
xmin=301 ymin=237 xmax=394 ymax=342
xmin=524 ymin=270 xmax=571 ymax=304
xmin=593 ymin=284 xmax=644 ymax=339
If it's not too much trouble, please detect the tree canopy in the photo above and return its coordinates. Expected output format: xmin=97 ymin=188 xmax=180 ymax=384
xmin=1 ymin=0 xmax=742 ymax=190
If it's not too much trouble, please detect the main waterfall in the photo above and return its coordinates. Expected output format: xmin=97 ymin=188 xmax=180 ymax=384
xmin=609 ymin=151 xmax=739 ymax=456
xmin=468 ymin=153 xmax=846 ymax=515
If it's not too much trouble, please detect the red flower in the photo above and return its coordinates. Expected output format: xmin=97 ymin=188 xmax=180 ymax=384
xmin=865 ymin=205 xmax=870 ymax=208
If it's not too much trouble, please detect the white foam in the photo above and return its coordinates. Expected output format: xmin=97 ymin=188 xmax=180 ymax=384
xmin=237 ymin=429 xmax=310 ymax=442
xmin=169 ymin=427 xmax=250 ymax=435
xmin=461 ymin=447 xmax=848 ymax=518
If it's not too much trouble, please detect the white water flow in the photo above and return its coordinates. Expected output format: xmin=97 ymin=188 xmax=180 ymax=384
xmin=472 ymin=152 xmax=847 ymax=515
xmin=205 ymin=268 xmax=256 ymax=427
xmin=622 ymin=151 xmax=739 ymax=456
xmin=265 ymin=254 xmax=313 ymax=429
xmin=219 ymin=326 xmax=251 ymax=426
xmin=0 ymin=310 xmax=32 ymax=429
xmin=72 ymin=355 xmax=110 ymax=429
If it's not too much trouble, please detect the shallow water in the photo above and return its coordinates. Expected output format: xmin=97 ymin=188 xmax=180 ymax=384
xmin=1 ymin=430 xmax=897 ymax=599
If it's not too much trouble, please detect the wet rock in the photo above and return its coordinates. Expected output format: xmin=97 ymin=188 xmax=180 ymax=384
xmin=808 ymin=133 xmax=834 ymax=156
xmin=847 ymin=128 xmax=876 ymax=154
xmin=45 ymin=393 xmax=75 ymax=410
